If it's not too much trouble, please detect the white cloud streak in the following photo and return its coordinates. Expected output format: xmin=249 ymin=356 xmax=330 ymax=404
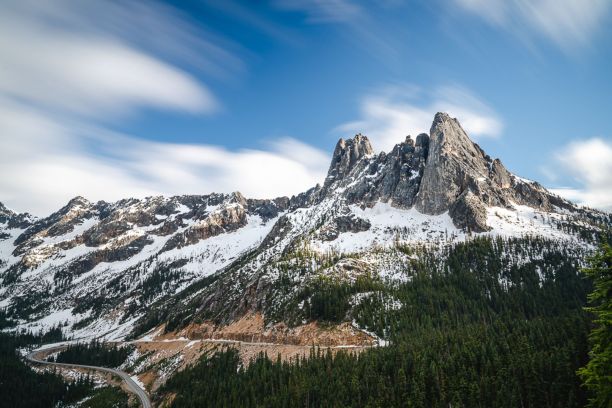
xmin=0 ymin=0 xmax=328 ymax=215
xmin=272 ymin=0 xmax=363 ymax=23
xmin=271 ymin=0 xmax=402 ymax=62
xmin=0 ymin=30 xmax=215 ymax=117
xmin=452 ymin=0 xmax=612 ymax=52
xmin=0 ymin=99 xmax=329 ymax=216
xmin=0 ymin=0 xmax=242 ymax=118
xmin=336 ymin=84 xmax=502 ymax=152
xmin=549 ymin=138 xmax=612 ymax=211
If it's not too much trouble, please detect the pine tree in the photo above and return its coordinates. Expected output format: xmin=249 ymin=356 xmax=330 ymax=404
xmin=578 ymin=241 xmax=612 ymax=408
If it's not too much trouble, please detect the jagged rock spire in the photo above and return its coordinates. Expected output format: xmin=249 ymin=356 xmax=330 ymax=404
xmin=0 ymin=201 xmax=18 ymax=226
xmin=416 ymin=112 xmax=491 ymax=215
xmin=66 ymin=196 xmax=91 ymax=209
xmin=316 ymin=112 xmax=573 ymax=232
xmin=325 ymin=134 xmax=373 ymax=187
xmin=412 ymin=112 xmax=574 ymax=231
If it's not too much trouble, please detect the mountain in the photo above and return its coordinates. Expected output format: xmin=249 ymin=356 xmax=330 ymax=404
xmin=0 ymin=113 xmax=608 ymax=341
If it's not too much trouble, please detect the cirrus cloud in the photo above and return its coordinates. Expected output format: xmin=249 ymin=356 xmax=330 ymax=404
xmin=0 ymin=98 xmax=329 ymax=216
xmin=0 ymin=0 xmax=329 ymax=216
xmin=272 ymin=0 xmax=362 ymax=23
xmin=0 ymin=0 xmax=229 ymax=118
xmin=548 ymin=138 xmax=612 ymax=211
xmin=451 ymin=0 xmax=612 ymax=53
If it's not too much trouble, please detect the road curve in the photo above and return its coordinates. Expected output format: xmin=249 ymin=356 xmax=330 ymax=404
xmin=26 ymin=346 xmax=151 ymax=408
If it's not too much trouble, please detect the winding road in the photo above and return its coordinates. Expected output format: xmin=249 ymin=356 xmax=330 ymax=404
xmin=26 ymin=346 xmax=151 ymax=408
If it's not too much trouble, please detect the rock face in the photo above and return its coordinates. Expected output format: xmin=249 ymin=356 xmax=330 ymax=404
xmin=318 ymin=214 xmax=371 ymax=241
xmin=411 ymin=113 xmax=576 ymax=230
xmin=448 ymin=190 xmax=489 ymax=233
xmin=0 ymin=203 xmax=33 ymax=230
xmin=162 ymin=199 xmax=249 ymax=251
xmin=325 ymin=134 xmax=374 ymax=188
xmin=315 ymin=112 xmax=576 ymax=232
xmin=320 ymin=133 xmax=429 ymax=209
xmin=417 ymin=113 xmax=491 ymax=215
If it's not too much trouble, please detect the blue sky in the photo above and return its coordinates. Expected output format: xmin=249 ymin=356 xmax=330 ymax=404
xmin=1 ymin=0 xmax=611 ymax=215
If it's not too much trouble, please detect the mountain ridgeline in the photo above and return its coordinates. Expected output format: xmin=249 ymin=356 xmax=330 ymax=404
xmin=0 ymin=112 xmax=608 ymax=342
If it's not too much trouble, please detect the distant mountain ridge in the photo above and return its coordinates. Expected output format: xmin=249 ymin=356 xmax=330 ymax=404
xmin=0 ymin=112 xmax=609 ymax=341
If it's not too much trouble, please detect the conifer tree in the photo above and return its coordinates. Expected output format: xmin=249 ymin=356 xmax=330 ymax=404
xmin=578 ymin=241 xmax=612 ymax=408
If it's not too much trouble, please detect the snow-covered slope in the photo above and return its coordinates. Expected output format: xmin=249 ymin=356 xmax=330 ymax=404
xmin=0 ymin=193 xmax=285 ymax=338
xmin=0 ymin=113 xmax=609 ymax=340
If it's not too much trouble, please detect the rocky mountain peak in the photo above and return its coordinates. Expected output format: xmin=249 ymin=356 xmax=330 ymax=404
xmin=410 ymin=112 xmax=577 ymax=231
xmin=0 ymin=202 xmax=17 ymax=226
xmin=416 ymin=112 xmax=491 ymax=215
xmin=0 ymin=202 xmax=33 ymax=230
xmin=52 ymin=196 xmax=94 ymax=220
xmin=0 ymin=201 xmax=12 ymax=217
xmin=228 ymin=191 xmax=248 ymax=207
xmin=430 ymin=112 xmax=481 ymax=157
xmin=313 ymin=112 xmax=578 ymax=232
xmin=66 ymin=196 xmax=91 ymax=208
xmin=325 ymin=133 xmax=374 ymax=187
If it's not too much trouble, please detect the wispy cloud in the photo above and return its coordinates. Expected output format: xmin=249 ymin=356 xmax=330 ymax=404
xmin=548 ymin=138 xmax=612 ymax=211
xmin=272 ymin=0 xmax=362 ymax=23
xmin=452 ymin=0 xmax=612 ymax=52
xmin=203 ymin=0 xmax=301 ymax=46
xmin=0 ymin=98 xmax=329 ymax=216
xmin=0 ymin=0 xmax=328 ymax=215
xmin=336 ymin=84 xmax=502 ymax=152
xmin=0 ymin=0 xmax=244 ymax=118
xmin=0 ymin=33 xmax=215 ymax=117
xmin=271 ymin=0 xmax=402 ymax=62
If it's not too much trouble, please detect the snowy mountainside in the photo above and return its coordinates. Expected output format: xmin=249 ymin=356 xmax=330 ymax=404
xmin=0 ymin=193 xmax=286 ymax=338
xmin=0 ymin=112 xmax=609 ymax=340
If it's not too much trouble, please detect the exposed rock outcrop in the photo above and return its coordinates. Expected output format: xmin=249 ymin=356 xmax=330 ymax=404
xmin=162 ymin=203 xmax=248 ymax=252
xmin=413 ymin=112 xmax=576 ymax=230
xmin=417 ymin=112 xmax=492 ymax=214
xmin=318 ymin=214 xmax=371 ymax=241
xmin=0 ymin=202 xmax=33 ymax=230
xmin=324 ymin=134 xmax=374 ymax=188
xmin=320 ymin=133 xmax=428 ymax=210
xmin=317 ymin=112 xmax=576 ymax=232
xmin=448 ymin=190 xmax=490 ymax=232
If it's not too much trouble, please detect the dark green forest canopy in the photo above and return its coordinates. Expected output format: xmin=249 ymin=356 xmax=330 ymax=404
xmin=0 ymin=329 xmax=131 ymax=408
xmin=578 ymin=241 xmax=612 ymax=408
xmin=0 ymin=329 xmax=94 ymax=408
xmin=52 ymin=340 xmax=132 ymax=368
xmin=160 ymin=236 xmax=598 ymax=408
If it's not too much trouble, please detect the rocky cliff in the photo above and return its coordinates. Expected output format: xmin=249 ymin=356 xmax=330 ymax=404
xmin=312 ymin=112 xmax=575 ymax=232
xmin=415 ymin=113 xmax=573 ymax=231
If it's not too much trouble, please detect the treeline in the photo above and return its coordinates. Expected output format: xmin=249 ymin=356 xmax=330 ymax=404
xmin=53 ymin=340 xmax=132 ymax=368
xmin=300 ymin=275 xmax=384 ymax=324
xmin=160 ymin=236 xmax=602 ymax=407
xmin=164 ymin=314 xmax=587 ymax=407
xmin=354 ymin=236 xmax=591 ymax=341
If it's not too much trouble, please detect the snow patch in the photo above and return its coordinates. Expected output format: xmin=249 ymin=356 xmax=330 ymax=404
xmin=314 ymin=202 xmax=462 ymax=253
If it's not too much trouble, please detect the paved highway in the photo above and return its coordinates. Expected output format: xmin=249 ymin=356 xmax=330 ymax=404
xmin=26 ymin=346 xmax=151 ymax=408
